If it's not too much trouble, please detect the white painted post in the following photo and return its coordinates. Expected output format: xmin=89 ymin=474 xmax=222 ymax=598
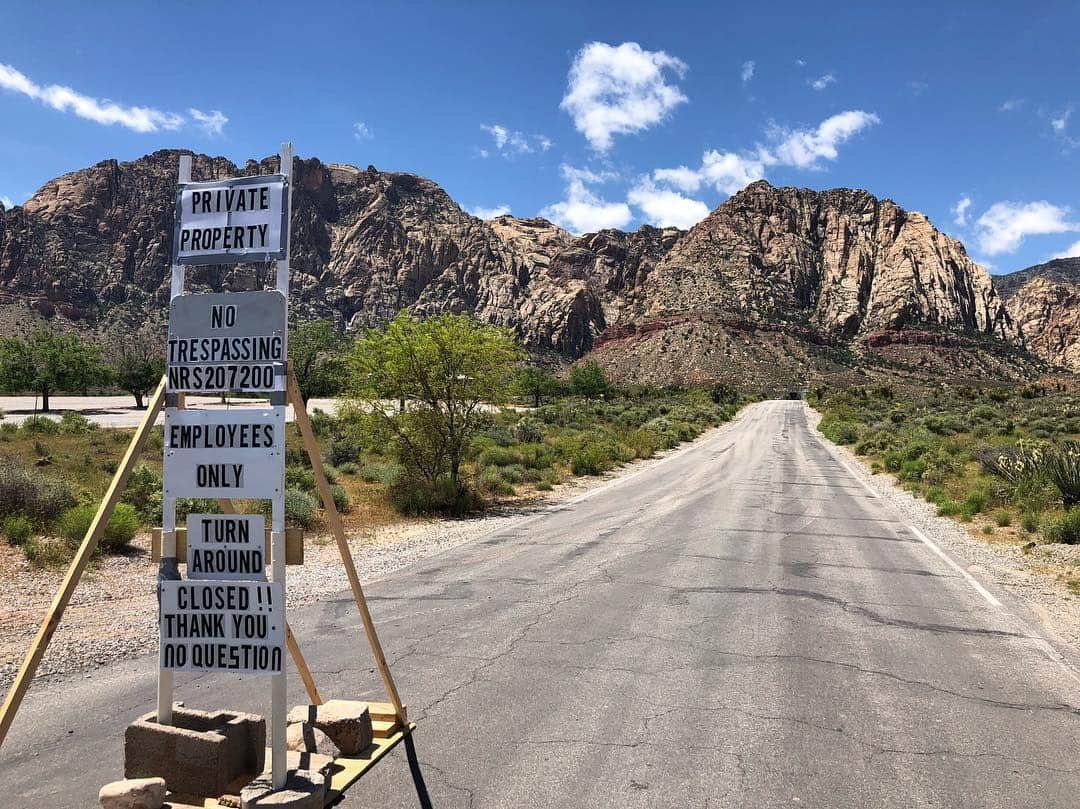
xmin=158 ymin=152 xmax=190 ymax=726
xmin=269 ymin=141 xmax=293 ymax=791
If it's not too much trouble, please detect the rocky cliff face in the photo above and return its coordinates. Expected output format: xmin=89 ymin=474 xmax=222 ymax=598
xmin=996 ymin=258 xmax=1080 ymax=371
xmin=639 ymin=181 xmax=1017 ymax=341
xmin=0 ymin=152 xmax=1044 ymax=385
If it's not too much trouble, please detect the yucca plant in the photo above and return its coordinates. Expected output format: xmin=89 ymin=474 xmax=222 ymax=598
xmin=1047 ymin=440 xmax=1080 ymax=507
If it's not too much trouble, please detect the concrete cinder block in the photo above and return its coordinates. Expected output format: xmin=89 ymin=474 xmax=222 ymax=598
xmin=286 ymin=700 xmax=372 ymax=755
xmin=240 ymin=769 xmax=325 ymax=808
xmin=124 ymin=706 xmax=265 ymax=798
xmin=99 ymin=777 xmax=166 ymax=809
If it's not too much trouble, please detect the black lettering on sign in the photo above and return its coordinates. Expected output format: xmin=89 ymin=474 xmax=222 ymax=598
xmin=196 ymin=464 xmax=244 ymax=489
xmin=210 ymin=305 xmax=237 ymax=329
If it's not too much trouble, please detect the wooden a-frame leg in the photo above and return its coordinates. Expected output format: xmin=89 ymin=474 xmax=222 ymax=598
xmin=0 ymin=377 xmax=167 ymax=750
xmin=216 ymin=498 xmax=322 ymax=706
xmin=285 ymin=363 xmax=408 ymax=724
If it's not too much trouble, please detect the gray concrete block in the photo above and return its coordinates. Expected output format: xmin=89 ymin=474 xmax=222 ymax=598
xmin=124 ymin=706 xmax=265 ymax=798
xmin=240 ymin=769 xmax=325 ymax=808
xmin=286 ymin=700 xmax=372 ymax=755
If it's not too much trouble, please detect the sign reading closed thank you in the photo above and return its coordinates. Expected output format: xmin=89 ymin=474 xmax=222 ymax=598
xmin=175 ymin=174 xmax=288 ymax=264
xmin=159 ymin=580 xmax=283 ymax=674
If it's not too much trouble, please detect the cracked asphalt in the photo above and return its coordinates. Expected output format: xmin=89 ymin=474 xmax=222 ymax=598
xmin=4 ymin=400 xmax=1080 ymax=807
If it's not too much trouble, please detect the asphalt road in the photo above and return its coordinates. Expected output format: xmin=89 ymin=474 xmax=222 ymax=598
xmin=3 ymin=400 xmax=1079 ymax=808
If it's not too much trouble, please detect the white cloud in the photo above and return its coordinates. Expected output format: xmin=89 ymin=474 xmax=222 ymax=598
xmin=974 ymin=201 xmax=1077 ymax=255
xmin=560 ymin=41 xmax=688 ymax=152
xmin=1052 ymin=239 xmax=1080 ymax=260
xmin=0 ymin=62 xmax=207 ymax=133
xmin=952 ymin=195 xmax=972 ymax=227
xmin=908 ymin=81 xmax=928 ymax=96
xmin=481 ymin=124 xmax=550 ymax=156
xmin=795 ymin=58 xmax=806 ymax=68
xmin=540 ymin=163 xmax=632 ymax=234
xmin=648 ymin=110 xmax=879 ymax=198
xmin=353 ymin=121 xmax=374 ymax=140
xmin=810 ymin=72 xmax=836 ymax=91
xmin=628 ymin=180 xmax=709 ymax=229
xmin=470 ymin=203 xmax=511 ymax=219
xmin=0 ymin=195 xmax=13 ymax=208
xmin=477 ymin=147 xmax=490 ymax=159
xmin=999 ymin=98 xmax=1024 ymax=112
xmin=189 ymin=108 xmax=228 ymax=137
xmin=740 ymin=60 xmax=755 ymax=83
xmin=1051 ymin=108 xmax=1070 ymax=134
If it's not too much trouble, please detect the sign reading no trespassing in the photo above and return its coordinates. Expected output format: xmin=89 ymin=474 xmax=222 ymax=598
xmin=186 ymin=513 xmax=266 ymax=581
xmin=167 ymin=290 xmax=286 ymax=393
xmin=174 ymin=174 xmax=288 ymax=265
xmin=159 ymin=580 xmax=283 ymax=674
xmin=163 ymin=407 xmax=284 ymax=498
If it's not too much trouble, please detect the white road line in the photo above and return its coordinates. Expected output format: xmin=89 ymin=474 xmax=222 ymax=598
xmin=836 ymin=458 xmax=880 ymax=498
xmin=908 ymin=524 xmax=1001 ymax=608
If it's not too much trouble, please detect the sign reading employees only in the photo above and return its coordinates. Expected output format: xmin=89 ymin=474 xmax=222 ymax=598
xmin=167 ymin=290 xmax=286 ymax=393
xmin=187 ymin=513 xmax=266 ymax=581
xmin=159 ymin=580 xmax=283 ymax=674
xmin=175 ymin=174 xmax=288 ymax=264
xmin=163 ymin=407 xmax=284 ymax=498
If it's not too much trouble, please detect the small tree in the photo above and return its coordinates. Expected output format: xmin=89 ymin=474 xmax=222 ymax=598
xmin=0 ymin=330 xmax=109 ymax=411
xmin=113 ymin=343 xmax=164 ymax=409
xmin=516 ymin=366 xmax=560 ymax=408
xmin=569 ymin=360 xmax=609 ymax=399
xmin=349 ymin=311 xmax=524 ymax=511
xmin=290 ymin=319 xmax=349 ymax=403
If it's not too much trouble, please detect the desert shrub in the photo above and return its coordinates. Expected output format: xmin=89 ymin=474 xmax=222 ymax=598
xmin=1021 ymin=512 xmax=1040 ymax=533
xmin=937 ymin=499 xmax=962 ymax=517
xmin=285 ymin=466 xmax=316 ymax=493
xmin=820 ymin=418 xmax=860 ymax=445
xmin=2 ymin=514 xmax=32 ymax=545
xmin=308 ymin=408 xmax=335 ymax=438
xmin=1046 ymin=441 xmax=1080 ymax=507
xmin=329 ymin=484 xmax=351 ymax=513
xmin=388 ymin=474 xmax=482 ymax=516
xmin=961 ymin=490 xmax=989 ymax=520
xmin=58 ymin=412 xmax=96 ymax=434
xmin=993 ymin=509 xmax=1012 ymax=527
xmin=23 ymin=536 xmax=73 ymax=567
xmin=121 ymin=464 xmax=163 ymax=524
xmin=322 ymin=465 xmax=340 ymax=484
xmin=338 ymin=461 xmax=360 ymax=475
xmin=359 ymin=461 xmax=401 ymax=486
xmin=21 ymin=416 xmax=59 ymax=435
xmin=175 ymin=498 xmax=221 ymax=523
xmin=626 ymin=427 xmax=662 ymax=459
xmin=283 ymin=488 xmax=318 ymax=528
xmin=476 ymin=446 xmax=522 ymax=468
xmin=571 ymin=442 xmax=615 ymax=476
xmin=0 ymin=455 xmax=76 ymax=525
xmin=898 ymin=459 xmax=927 ymax=484
xmin=1043 ymin=508 xmax=1080 ymax=545
xmin=478 ymin=465 xmax=514 ymax=495
xmin=644 ymin=417 xmax=680 ymax=449
xmin=517 ymin=443 xmax=554 ymax=470
xmin=482 ymin=424 xmax=517 ymax=447
xmin=982 ymin=524 xmax=994 ymax=534
xmin=923 ymin=414 xmax=963 ymax=435
xmin=325 ymin=436 xmax=362 ymax=467
xmin=58 ymin=502 xmax=139 ymax=553
xmin=512 ymin=416 xmax=544 ymax=444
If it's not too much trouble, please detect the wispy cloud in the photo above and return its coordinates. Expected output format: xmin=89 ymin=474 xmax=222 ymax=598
xmin=740 ymin=60 xmax=755 ymax=84
xmin=908 ymin=80 xmax=928 ymax=96
xmin=810 ymin=72 xmax=836 ymax=91
xmin=470 ymin=203 xmax=511 ymax=219
xmin=0 ymin=62 xmax=223 ymax=134
xmin=998 ymin=98 xmax=1024 ymax=112
xmin=974 ymin=200 xmax=1077 ymax=255
xmin=353 ymin=121 xmax=374 ymax=140
xmin=560 ymin=41 xmax=688 ymax=152
xmin=1049 ymin=106 xmax=1078 ymax=148
xmin=480 ymin=124 xmax=551 ymax=157
xmin=540 ymin=164 xmax=632 ymax=234
xmin=1052 ymin=239 xmax=1080 ymax=260
xmin=952 ymin=195 xmax=972 ymax=227
xmin=0 ymin=195 xmax=13 ymax=209
xmin=627 ymin=180 xmax=709 ymax=229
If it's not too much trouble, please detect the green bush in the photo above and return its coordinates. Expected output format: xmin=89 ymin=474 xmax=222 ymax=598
xmin=121 ymin=464 xmax=163 ymax=524
xmin=1021 ymin=512 xmax=1040 ymax=533
xmin=512 ymin=416 xmax=544 ymax=444
xmin=898 ymin=459 xmax=927 ymax=483
xmin=387 ymin=474 xmax=482 ymax=516
xmin=57 ymin=502 xmax=140 ymax=553
xmin=1043 ymin=508 xmax=1080 ymax=545
xmin=625 ymin=427 xmax=662 ymax=459
xmin=478 ymin=465 xmax=514 ymax=495
xmin=58 ymin=412 xmax=96 ymax=434
xmin=937 ymin=499 xmax=962 ymax=517
xmin=176 ymin=498 xmax=221 ymax=523
xmin=338 ymin=461 xmax=361 ymax=475
xmin=820 ymin=418 xmax=860 ymax=445
xmin=21 ymin=416 xmax=59 ymax=435
xmin=571 ymin=442 xmax=615 ymax=476
xmin=285 ymin=466 xmax=317 ymax=493
xmin=283 ymin=488 xmax=318 ymax=528
xmin=325 ymin=436 xmax=362 ymax=467
xmin=359 ymin=461 xmax=401 ymax=486
xmin=993 ymin=509 xmax=1012 ymax=527
xmin=0 ymin=455 xmax=76 ymax=525
xmin=476 ymin=446 xmax=522 ymax=468
xmin=2 ymin=514 xmax=32 ymax=545
xmin=329 ymin=484 xmax=351 ymax=513
xmin=23 ymin=536 xmax=73 ymax=567
xmin=1046 ymin=441 xmax=1080 ymax=507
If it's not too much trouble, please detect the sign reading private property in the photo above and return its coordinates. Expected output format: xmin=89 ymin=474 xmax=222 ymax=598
xmin=166 ymin=290 xmax=287 ymax=393
xmin=159 ymin=580 xmax=284 ymax=674
xmin=163 ymin=408 xmax=284 ymax=498
xmin=174 ymin=175 xmax=288 ymax=264
xmin=186 ymin=514 xmax=266 ymax=581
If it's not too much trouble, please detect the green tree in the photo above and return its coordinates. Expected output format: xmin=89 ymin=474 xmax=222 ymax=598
xmin=349 ymin=311 xmax=524 ymax=511
xmin=113 ymin=343 xmax=164 ymax=409
xmin=0 ymin=330 xmax=110 ymax=411
xmin=569 ymin=360 xmax=609 ymax=399
xmin=515 ymin=365 xmax=560 ymax=408
xmin=290 ymin=319 xmax=349 ymax=402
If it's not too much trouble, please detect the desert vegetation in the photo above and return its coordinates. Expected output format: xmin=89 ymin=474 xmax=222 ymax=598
xmin=810 ymin=381 xmax=1080 ymax=547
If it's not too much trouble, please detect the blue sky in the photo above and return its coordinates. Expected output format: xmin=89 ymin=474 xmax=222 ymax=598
xmin=1 ymin=1 xmax=1078 ymax=274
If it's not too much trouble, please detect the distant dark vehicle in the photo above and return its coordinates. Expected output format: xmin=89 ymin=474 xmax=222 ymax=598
xmin=786 ymin=390 xmax=802 ymax=400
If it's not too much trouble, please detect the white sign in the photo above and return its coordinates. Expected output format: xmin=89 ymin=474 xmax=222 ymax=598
xmin=186 ymin=514 xmax=266 ymax=581
xmin=167 ymin=291 xmax=286 ymax=394
xmin=174 ymin=175 xmax=287 ymax=265
xmin=159 ymin=580 xmax=283 ymax=674
xmin=163 ymin=408 xmax=284 ymax=498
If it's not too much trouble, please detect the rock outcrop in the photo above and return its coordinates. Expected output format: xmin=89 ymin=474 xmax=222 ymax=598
xmin=996 ymin=258 xmax=1080 ymax=371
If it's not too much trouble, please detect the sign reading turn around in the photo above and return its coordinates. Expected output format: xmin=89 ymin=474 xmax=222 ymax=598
xmin=186 ymin=513 xmax=267 ymax=581
xmin=174 ymin=175 xmax=288 ymax=264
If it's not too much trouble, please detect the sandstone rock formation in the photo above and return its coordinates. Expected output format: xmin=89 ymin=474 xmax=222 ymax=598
xmin=996 ymin=258 xmax=1080 ymax=371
